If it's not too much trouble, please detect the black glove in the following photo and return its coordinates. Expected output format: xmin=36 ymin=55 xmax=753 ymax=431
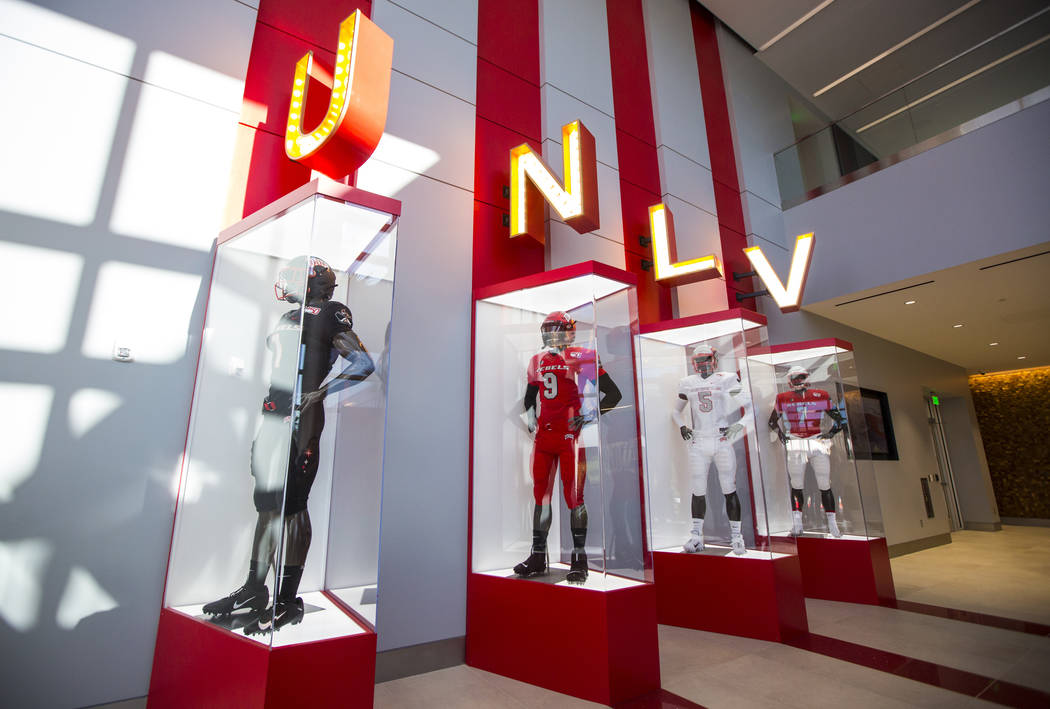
xmin=680 ymin=425 xmax=692 ymax=441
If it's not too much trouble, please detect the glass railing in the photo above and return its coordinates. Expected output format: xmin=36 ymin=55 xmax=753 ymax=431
xmin=774 ymin=16 xmax=1050 ymax=209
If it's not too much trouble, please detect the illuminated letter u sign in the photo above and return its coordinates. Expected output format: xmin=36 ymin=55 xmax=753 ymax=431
xmin=510 ymin=121 xmax=599 ymax=244
xmin=285 ymin=10 xmax=393 ymax=179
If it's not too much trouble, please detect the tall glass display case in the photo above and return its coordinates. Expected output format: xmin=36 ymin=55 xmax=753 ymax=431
xmin=758 ymin=339 xmax=895 ymax=605
xmin=148 ymin=180 xmax=399 ymax=708
xmin=466 ymin=262 xmax=659 ymax=706
xmin=637 ymin=310 xmax=807 ymax=642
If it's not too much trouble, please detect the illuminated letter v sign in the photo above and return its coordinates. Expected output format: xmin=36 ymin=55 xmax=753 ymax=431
xmin=285 ymin=10 xmax=393 ymax=180
xmin=744 ymin=233 xmax=815 ymax=313
xmin=510 ymin=121 xmax=599 ymax=244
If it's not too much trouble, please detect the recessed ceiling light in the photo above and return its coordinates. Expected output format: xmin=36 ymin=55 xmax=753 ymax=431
xmin=953 ymin=324 xmax=963 ymax=328
xmin=989 ymin=342 xmax=999 ymax=346
xmin=1018 ymin=355 xmax=1027 ymax=360
xmin=905 ymin=300 xmax=916 ymax=305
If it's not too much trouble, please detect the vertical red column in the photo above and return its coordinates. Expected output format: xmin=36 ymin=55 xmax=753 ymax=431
xmin=689 ymin=1 xmax=757 ymax=310
xmin=472 ymin=0 xmax=545 ymax=289
xmin=606 ymin=0 xmax=673 ymax=325
xmin=225 ymin=0 xmax=372 ymax=224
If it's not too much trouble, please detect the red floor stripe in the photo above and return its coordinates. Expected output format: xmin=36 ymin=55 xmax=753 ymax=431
xmin=615 ymin=688 xmax=707 ymax=709
xmin=785 ymin=633 xmax=1050 ymax=708
xmin=888 ymin=599 xmax=1050 ymax=637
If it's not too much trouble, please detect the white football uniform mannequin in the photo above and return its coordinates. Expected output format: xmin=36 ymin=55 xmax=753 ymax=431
xmin=674 ymin=371 xmax=751 ymax=497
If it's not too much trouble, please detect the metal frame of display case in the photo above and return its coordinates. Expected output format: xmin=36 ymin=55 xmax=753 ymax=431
xmin=638 ymin=309 xmax=809 ymax=642
xmin=465 ymin=261 xmax=660 ymax=706
xmin=758 ymin=338 xmax=896 ymax=606
xmin=148 ymin=179 xmax=400 ymax=708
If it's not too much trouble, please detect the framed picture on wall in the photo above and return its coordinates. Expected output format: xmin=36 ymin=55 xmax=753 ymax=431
xmin=859 ymin=388 xmax=898 ymax=461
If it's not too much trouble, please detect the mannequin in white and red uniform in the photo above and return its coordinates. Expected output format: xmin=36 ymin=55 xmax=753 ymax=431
xmin=769 ymin=366 xmax=847 ymax=537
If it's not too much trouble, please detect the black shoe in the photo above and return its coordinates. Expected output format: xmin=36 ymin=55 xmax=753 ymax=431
xmin=566 ymin=551 xmax=588 ymax=585
xmin=244 ymin=597 xmax=304 ymax=636
xmin=202 ymin=583 xmax=268 ymax=616
xmin=513 ymin=551 xmax=548 ymax=577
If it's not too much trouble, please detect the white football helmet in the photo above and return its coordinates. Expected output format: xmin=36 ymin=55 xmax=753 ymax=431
xmin=787 ymin=365 xmax=809 ymax=392
xmin=691 ymin=345 xmax=717 ymax=377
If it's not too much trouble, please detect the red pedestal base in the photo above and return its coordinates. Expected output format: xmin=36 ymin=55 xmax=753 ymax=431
xmin=795 ymin=536 xmax=896 ymax=605
xmin=147 ymin=607 xmax=377 ymax=708
xmin=466 ymin=573 xmax=660 ymax=706
xmin=653 ymin=551 xmax=808 ymax=641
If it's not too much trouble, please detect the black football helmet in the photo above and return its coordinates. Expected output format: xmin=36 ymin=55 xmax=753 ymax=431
xmin=275 ymin=255 xmax=337 ymax=304
xmin=541 ymin=311 xmax=576 ymax=348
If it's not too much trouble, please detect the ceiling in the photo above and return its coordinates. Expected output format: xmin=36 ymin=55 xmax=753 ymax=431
xmin=702 ymin=0 xmax=1050 ymax=139
xmin=804 ymin=243 xmax=1050 ymax=374
xmin=700 ymin=1 xmax=1050 ymax=374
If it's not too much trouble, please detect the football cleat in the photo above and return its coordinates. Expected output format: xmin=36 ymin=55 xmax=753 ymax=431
xmin=791 ymin=511 xmax=804 ymax=536
xmin=683 ymin=533 xmax=704 ymax=553
xmin=202 ymin=583 xmax=268 ymax=617
xmin=244 ymin=598 xmax=304 ymax=636
xmin=731 ymin=534 xmax=746 ymax=556
xmin=513 ymin=552 xmax=548 ymax=577
xmin=826 ymin=512 xmax=843 ymax=538
xmin=566 ymin=551 xmax=588 ymax=585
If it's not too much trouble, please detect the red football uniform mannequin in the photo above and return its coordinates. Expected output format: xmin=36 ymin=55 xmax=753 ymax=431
xmin=773 ymin=388 xmax=833 ymax=439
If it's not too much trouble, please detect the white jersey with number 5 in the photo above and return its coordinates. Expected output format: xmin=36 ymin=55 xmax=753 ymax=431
xmin=678 ymin=372 xmax=746 ymax=436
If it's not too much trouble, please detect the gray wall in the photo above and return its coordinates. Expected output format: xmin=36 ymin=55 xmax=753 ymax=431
xmin=717 ymin=25 xmax=1001 ymax=548
xmin=781 ymin=99 xmax=1050 ymax=306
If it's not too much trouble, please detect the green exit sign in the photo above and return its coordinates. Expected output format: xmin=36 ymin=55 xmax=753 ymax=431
xmin=931 ymin=395 xmax=940 ymax=406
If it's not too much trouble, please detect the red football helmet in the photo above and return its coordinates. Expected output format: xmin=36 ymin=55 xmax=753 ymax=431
xmin=275 ymin=255 xmax=337 ymax=304
xmin=691 ymin=345 xmax=717 ymax=377
xmin=541 ymin=311 xmax=576 ymax=348
xmin=787 ymin=365 xmax=809 ymax=392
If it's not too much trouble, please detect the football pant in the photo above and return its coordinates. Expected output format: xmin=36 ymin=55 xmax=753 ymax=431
xmin=786 ymin=438 xmax=832 ymax=490
xmin=688 ymin=434 xmax=737 ymax=496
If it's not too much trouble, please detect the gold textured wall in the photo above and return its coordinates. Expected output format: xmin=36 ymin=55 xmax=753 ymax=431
xmin=969 ymin=367 xmax=1050 ymax=519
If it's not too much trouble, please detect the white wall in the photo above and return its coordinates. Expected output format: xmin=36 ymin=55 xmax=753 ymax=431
xmin=0 ymin=1 xmax=255 ymax=707
xmin=643 ymin=0 xmax=726 ymax=315
xmin=717 ymin=24 xmax=1000 ymax=548
xmin=361 ymin=0 xmax=477 ymax=653
xmin=540 ymin=0 xmax=626 ymax=270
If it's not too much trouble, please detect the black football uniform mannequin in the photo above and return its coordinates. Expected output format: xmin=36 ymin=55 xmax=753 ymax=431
xmin=204 ymin=258 xmax=374 ymax=633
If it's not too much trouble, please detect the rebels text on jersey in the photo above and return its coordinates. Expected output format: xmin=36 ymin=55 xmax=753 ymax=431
xmin=527 ymin=347 xmax=602 ymax=431
xmin=267 ymin=300 xmax=355 ymax=400
xmin=678 ymin=372 xmax=745 ymax=435
xmin=774 ymin=388 xmax=832 ymax=439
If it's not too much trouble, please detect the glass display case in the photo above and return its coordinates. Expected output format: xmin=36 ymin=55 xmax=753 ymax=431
xmin=471 ymin=264 xmax=650 ymax=590
xmin=466 ymin=261 xmax=660 ymax=706
xmin=635 ymin=310 xmax=808 ymax=642
xmin=150 ymin=180 xmax=399 ymax=708
xmin=760 ymin=339 xmax=884 ymax=541
xmin=637 ymin=310 xmax=795 ymax=559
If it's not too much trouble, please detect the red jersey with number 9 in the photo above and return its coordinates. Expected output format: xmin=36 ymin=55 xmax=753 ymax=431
xmin=527 ymin=347 xmax=602 ymax=431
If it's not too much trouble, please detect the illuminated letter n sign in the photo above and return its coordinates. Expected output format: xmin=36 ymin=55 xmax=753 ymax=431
xmin=510 ymin=121 xmax=599 ymax=244
xmin=285 ymin=10 xmax=393 ymax=180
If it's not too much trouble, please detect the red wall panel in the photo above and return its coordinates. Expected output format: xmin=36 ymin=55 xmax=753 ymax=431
xmin=472 ymin=0 xmax=544 ymax=290
xmin=606 ymin=0 xmax=672 ymax=324
xmin=689 ymin=1 xmax=756 ymax=304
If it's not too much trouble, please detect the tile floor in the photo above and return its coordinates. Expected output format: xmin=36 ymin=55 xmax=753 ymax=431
xmin=117 ymin=525 xmax=1049 ymax=707
xmin=373 ymin=526 xmax=1050 ymax=708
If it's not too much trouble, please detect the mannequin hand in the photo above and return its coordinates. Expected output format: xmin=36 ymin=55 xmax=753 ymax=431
xmin=723 ymin=423 xmax=745 ymax=442
xmin=299 ymin=389 xmax=326 ymax=410
xmin=680 ymin=426 xmax=693 ymax=441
